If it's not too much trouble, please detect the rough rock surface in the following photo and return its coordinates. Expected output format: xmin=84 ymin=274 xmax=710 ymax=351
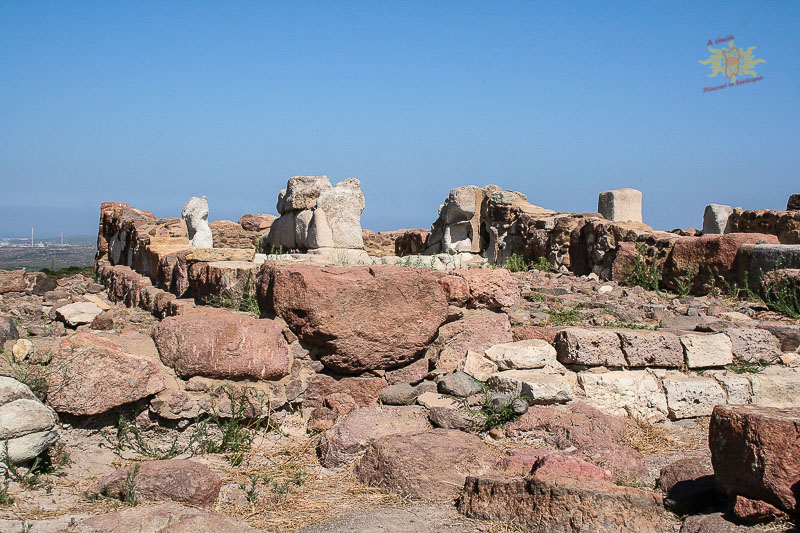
xmin=260 ymin=264 xmax=449 ymax=373
xmin=681 ymin=333 xmax=733 ymax=368
xmin=303 ymin=374 xmax=386 ymax=409
xmin=78 ymin=502 xmax=257 ymax=532
xmin=655 ymin=457 xmax=716 ymax=515
xmin=355 ymin=429 xmax=499 ymax=501
xmin=152 ymin=307 xmax=289 ymax=380
xmin=484 ymin=339 xmax=555 ymax=370
xmin=555 ymin=328 xmax=626 ymax=367
xmin=0 ymin=377 xmax=59 ymax=463
xmin=94 ymin=459 xmax=221 ymax=507
xmin=426 ymin=309 xmax=511 ymax=372
xmin=458 ymin=472 xmax=671 ymax=533
xmin=315 ymin=178 xmax=366 ymax=249
xmin=55 ymin=301 xmax=104 ymax=327
xmin=317 ymin=406 xmax=429 ymax=467
xmin=0 ymin=314 xmax=18 ymax=343
xmin=709 ymin=404 xmax=800 ymax=514
xmin=0 ymin=269 xmax=27 ymax=294
xmin=47 ymin=331 xmax=166 ymax=416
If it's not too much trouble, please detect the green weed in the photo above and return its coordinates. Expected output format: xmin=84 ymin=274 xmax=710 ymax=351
xmin=0 ymin=479 xmax=13 ymax=505
xmin=621 ymin=245 xmax=660 ymax=292
xmin=763 ymin=272 xmax=800 ymax=318
xmin=548 ymin=308 xmax=582 ymax=326
xmin=725 ymin=355 xmax=767 ymax=374
xmin=122 ymin=464 xmax=139 ymax=506
xmin=530 ymin=256 xmax=551 ymax=272
xmin=503 ymin=254 xmax=528 ymax=273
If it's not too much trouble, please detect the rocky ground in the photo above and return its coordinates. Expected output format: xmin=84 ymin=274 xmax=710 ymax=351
xmin=0 ymin=265 xmax=798 ymax=532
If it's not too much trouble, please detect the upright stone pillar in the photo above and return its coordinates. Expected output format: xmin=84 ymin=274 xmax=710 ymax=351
xmin=598 ymin=188 xmax=643 ymax=223
xmin=703 ymin=204 xmax=733 ymax=234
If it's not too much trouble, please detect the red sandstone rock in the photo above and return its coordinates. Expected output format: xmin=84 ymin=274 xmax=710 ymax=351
xmin=385 ymin=357 xmax=429 ymax=385
xmin=512 ymin=325 xmax=562 ymax=344
xmin=187 ymin=260 xmax=260 ymax=302
xmin=80 ymin=502 xmax=257 ymax=532
xmin=449 ymin=268 xmax=519 ymax=308
xmin=94 ymin=459 xmax=221 ymax=507
xmin=655 ymin=457 xmax=716 ymax=515
xmin=209 ymin=220 xmax=259 ymax=248
xmin=426 ymin=309 xmax=511 ymax=372
xmin=238 ymin=213 xmax=276 ymax=233
xmin=317 ymin=406 xmax=429 ymax=467
xmin=666 ymin=233 xmax=779 ymax=293
xmin=152 ymin=307 xmax=289 ymax=380
xmin=47 ymin=331 xmax=165 ymax=416
xmin=733 ymin=495 xmax=784 ymax=524
xmin=507 ymin=402 xmax=647 ymax=482
xmin=395 ymin=229 xmax=430 ymax=256
xmin=437 ymin=275 xmax=471 ymax=306
xmin=355 ymin=428 xmax=499 ymax=501
xmin=302 ymin=374 xmax=386 ymax=409
xmin=530 ymin=451 xmax=612 ymax=482
xmin=259 ymin=264 xmax=449 ymax=373
xmin=0 ymin=269 xmax=27 ymax=294
xmin=709 ymin=404 xmax=800 ymax=514
xmin=458 ymin=472 xmax=671 ymax=533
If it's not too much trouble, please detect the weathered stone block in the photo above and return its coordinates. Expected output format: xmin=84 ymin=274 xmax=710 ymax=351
xmin=661 ymin=374 xmax=726 ymax=419
xmin=484 ymin=339 xmax=556 ymax=370
xmin=598 ymin=188 xmax=642 ymax=223
xmin=555 ymin=328 xmax=626 ymax=367
xmin=577 ymin=370 xmax=668 ymax=421
xmin=702 ymin=204 xmax=733 ymax=234
xmin=487 ymin=370 xmax=574 ymax=405
xmin=619 ymin=330 xmax=683 ymax=367
xmin=680 ymin=333 xmax=733 ymax=368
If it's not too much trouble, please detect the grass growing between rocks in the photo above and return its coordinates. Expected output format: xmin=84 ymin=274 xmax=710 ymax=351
xmin=202 ymin=276 xmax=260 ymax=316
xmin=725 ymin=355 xmax=767 ymax=374
xmin=40 ymin=266 xmax=95 ymax=280
xmin=547 ymin=308 xmax=582 ymax=326
xmin=621 ymin=418 xmax=693 ymax=457
xmin=620 ymin=246 xmax=661 ymax=292
xmin=763 ymin=272 xmax=800 ymax=319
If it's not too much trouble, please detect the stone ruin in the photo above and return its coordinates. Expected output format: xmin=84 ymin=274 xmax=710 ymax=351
xmin=1 ymin=180 xmax=799 ymax=532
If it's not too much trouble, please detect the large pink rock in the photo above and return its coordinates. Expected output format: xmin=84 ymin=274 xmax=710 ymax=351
xmin=259 ymin=264 xmax=449 ymax=373
xmin=152 ymin=307 xmax=290 ymax=380
xmin=709 ymin=404 xmax=800 ymax=514
xmin=0 ymin=269 xmax=27 ymax=294
xmin=317 ymin=406 xmax=430 ymax=467
xmin=302 ymin=374 xmax=386 ymax=409
xmin=238 ymin=213 xmax=276 ymax=233
xmin=426 ymin=309 xmax=511 ymax=372
xmin=79 ymin=502 xmax=256 ymax=532
xmin=355 ymin=428 xmax=500 ymax=501
xmin=187 ymin=260 xmax=260 ymax=302
xmin=666 ymin=233 xmax=779 ymax=293
xmin=47 ymin=331 xmax=166 ymax=416
xmin=93 ymin=459 xmax=221 ymax=507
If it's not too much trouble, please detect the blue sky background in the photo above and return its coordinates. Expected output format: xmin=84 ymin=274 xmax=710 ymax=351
xmin=1 ymin=1 xmax=798 ymax=238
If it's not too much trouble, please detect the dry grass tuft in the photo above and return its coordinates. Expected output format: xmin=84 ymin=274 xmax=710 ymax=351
xmin=622 ymin=418 xmax=693 ymax=456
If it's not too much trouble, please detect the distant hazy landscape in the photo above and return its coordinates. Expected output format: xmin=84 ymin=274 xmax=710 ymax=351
xmin=0 ymin=234 xmax=95 ymax=270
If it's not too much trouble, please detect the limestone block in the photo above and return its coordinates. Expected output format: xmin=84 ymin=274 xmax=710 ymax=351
xmin=307 ymin=208 xmax=334 ymax=248
xmin=555 ymin=328 xmax=626 ymax=367
xmin=181 ymin=196 xmax=213 ymax=248
xmin=316 ymin=178 xmax=365 ymax=249
xmin=598 ymin=188 xmax=643 ymax=223
xmin=266 ymin=211 xmax=297 ymax=250
xmin=702 ymin=204 xmax=733 ymax=234
xmin=442 ymin=185 xmax=482 ymax=224
xmin=486 ymin=370 xmax=573 ymax=405
xmin=294 ymin=209 xmax=313 ymax=249
xmin=56 ymin=301 xmax=103 ymax=327
xmin=484 ymin=339 xmax=556 ymax=370
xmin=619 ymin=330 xmax=683 ymax=367
xmin=577 ymin=370 xmax=668 ymax=421
xmin=443 ymin=221 xmax=474 ymax=253
xmin=707 ymin=371 xmax=753 ymax=405
xmin=458 ymin=350 xmax=498 ymax=381
xmin=0 ymin=378 xmax=58 ymax=464
xmin=748 ymin=367 xmax=800 ymax=408
xmin=661 ymin=374 xmax=726 ymax=419
xmin=283 ymin=176 xmax=332 ymax=211
xmin=788 ymin=194 xmax=800 ymax=211
xmin=680 ymin=333 xmax=733 ymax=368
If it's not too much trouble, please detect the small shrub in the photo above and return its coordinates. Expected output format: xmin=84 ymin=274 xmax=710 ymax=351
xmin=621 ymin=245 xmax=660 ymax=291
xmin=202 ymin=275 xmax=260 ymax=316
xmin=530 ymin=256 xmax=551 ymax=272
xmin=0 ymin=479 xmax=13 ymax=505
xmin=674 ymin=268 xmax=696 ymax=298
xmin=602 ymin=320 xmax=649 ymax=330
xmin=472 ymin=390 xmax=530 ymax=431
xmin=241 ymin=474 xmax=260 ymax=504
xmin=40 ymin=266 xmax=94 ymax=280
xmin=121 ymin=464 xmax=139 ymax=506
xmin=503 ymin=254 xmax=528 ymax=273
xmin=725 ymin=355 xmax=766 ymax=374
xmin=107 ymin=415 xmax=193 ymax=460
xmin=763 ymin=272 xmax=800 ymax=319
xmin=548 ymin=308 xmax=581 ymax=326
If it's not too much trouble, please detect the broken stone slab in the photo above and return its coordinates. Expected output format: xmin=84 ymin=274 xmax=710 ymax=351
xmin=680 ymin=333 xmax=733 ymax=368
xmin=487 ymin=370 xmax=573 ymax=405
xmin=183 ymin=247 xmax=255 ymax=262
xmin=703 ymin=204 xmax=733 ymax=234
xmin=458 ymin=473 xmax=673 ymax=533
xmin=710 ymin=404 xmax=800 ymax=515
xmin=661 ymin=373 xmax=726 ymax=419
xmin=484 ymin=339 xmax=556 ymax=370
xmin=416 ymin=391 xmax=458 ymax=409
xmin=618 ymin=330 xmax=684 ymax=367
xmin=437 ymin=371 xmax=482 ymax=397
xmin=706 ymin=371 xmax=753 ymax=405
xmin=577 ymin=370 xmax=668 ymax=422
xmin=598 ymin=188 xmax=643 ymax=223
xmin=458 ymin=350 xmax=498 ymax=381
xmin=181 ymin=196 xmax=213 ymax=248
xmin=55 ymin=301 xmax=103 ymax=327
xmin=378 ymin=383 xmax=419 ymax=406
xmin=555 ymin=328 xmax=626 ymax=367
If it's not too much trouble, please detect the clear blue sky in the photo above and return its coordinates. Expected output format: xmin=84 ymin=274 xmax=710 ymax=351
xmin=1 ymin=1 xmax=798 ymax=238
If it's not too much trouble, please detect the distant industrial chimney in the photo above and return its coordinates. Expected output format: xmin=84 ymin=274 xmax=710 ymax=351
xmin=31 ymin=228 xmax=34 ymax=247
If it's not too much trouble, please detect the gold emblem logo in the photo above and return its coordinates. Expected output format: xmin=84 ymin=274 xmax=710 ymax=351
xmin=700 ymin=40 xmax=765 ymax=82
